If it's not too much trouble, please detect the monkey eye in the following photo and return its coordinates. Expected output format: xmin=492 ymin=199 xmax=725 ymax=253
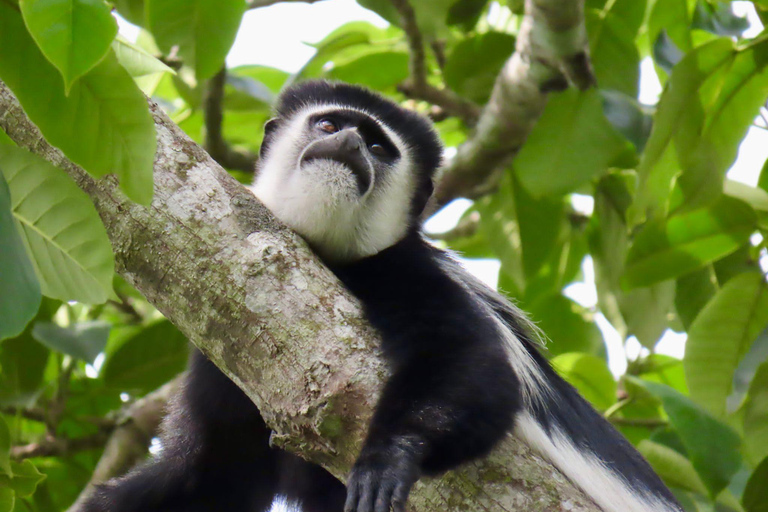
xmin=369 ymin=143 xmax=387 ymax=157
xmin=317 ymin=119 xmax=338 ymax=133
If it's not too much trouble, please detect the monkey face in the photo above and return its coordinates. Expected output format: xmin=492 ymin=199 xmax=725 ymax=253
xmin=251 ymin=105 xmax=417 ymax=262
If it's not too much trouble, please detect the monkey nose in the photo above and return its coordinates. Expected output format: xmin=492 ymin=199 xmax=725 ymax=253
xmin=336 ymin=128 xmax=364 ymax=151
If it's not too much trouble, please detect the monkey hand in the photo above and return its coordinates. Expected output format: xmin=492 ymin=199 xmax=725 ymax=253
xmin=344 ymin=438 xmax=422 ymax=512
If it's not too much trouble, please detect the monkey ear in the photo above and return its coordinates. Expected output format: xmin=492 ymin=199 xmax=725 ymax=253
xmin=412 ymin=178 xmax=434 ymax=217
xmin=260 ymin=118 xmax=280 ymax=158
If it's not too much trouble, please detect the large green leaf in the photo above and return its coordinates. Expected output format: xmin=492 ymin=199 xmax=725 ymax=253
xmin=632 ymin=378 xmax=742 ymax=498
xmin=19 ymin=0 xmax=118 ymax=92
xmin=295 ymin=22 xmax=381 ymax=80
xmin=0 ymin=172 xmax=40 ymax=341
xmin=444 ymin=32 xmax=516 ymax=103
xmin=328 ymin=51 xmax=409 ymax=92
xmin=685 ymin=272 xmax=768 ymax=417
xmin=678 ymin=39 xmax=768 ymax=208
xmin=551 ymin=353 xmax=615 ymax=410
xmin=0 ymin=145 xmax=114 ymax=304
xmin=623 ymin=196 xmax=755 ymax=289
xmin=628 ymin=38 xmax=733 ymax=226
xmin=743 ymin=456 xmax=768 ymax=512
xmin=0 ymin=4 xmax=155 ymax=204
xmin=32 ymin=321 xmax=110 ymax=364
xmin=741 ymin=362 xmax=768 ymax=466
xmin=515 ymin=89 xmax=630 ymax=197
xmin=102 ymin=320 xmax=188 ymax=391
xmin=585 ymin=0 xmax=645 ymax=96
xmin=0 ymin=331 xmax=49 ymax=407
xmin=632 ymin=37 xmax=768 ymax=224
xmin=639 ymin=439 xmax=709 ymax=496
xmin=147 ymin=0 xmax=246 ymax=82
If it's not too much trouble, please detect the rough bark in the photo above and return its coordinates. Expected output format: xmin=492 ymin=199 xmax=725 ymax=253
xmin=433 ymin=0 xmax=594 ymax=208
xmin=0 ymin=82 xmax=599 ymax=512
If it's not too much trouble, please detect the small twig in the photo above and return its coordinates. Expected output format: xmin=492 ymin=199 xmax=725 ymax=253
xmin=11 ymin=432 xmax=110 ymax=460
xmin=1 ymin=406 xmax=47 ymax=424
xmin=203 ymin=67 xmax=258 ymax=173
xmin=390 ymin=0 xmax=481 ymax=124
xmin=108 ymin=290 xmax=144 ymax=323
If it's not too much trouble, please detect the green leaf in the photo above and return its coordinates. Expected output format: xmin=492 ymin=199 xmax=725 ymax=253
xmin=0 ymin=4 xmax=156 ymax=205
xmin=675 ymin=267 xmax=717 ymax=330
xmin=685 ymin=272 xmax=768 ymax=417
xmin=585 ymin=0 xmax=644 ymax=96
xmin=0 ymin=487 xmax=12 ymax=512
xmin=0 ymin=417 xmax=10 ymax=477
xmin=0 ymin=172 xmax=40 ymax=341
xmin=623 ymin=196 xmax=756 ymax=289
xmin=295 ymin=22 xmax=379 ymax=80
xmin=639 ymin=354 xmax=689 ymax=395
xmin=328 ymin=51 xmax=409 ymax=92
xmin=32 ymin=321 xmax=109 ymax=364
xmin=19 ymin=0 xmax=118 ymax=92
xmin=742 ymin=363 xmax=768 ymax=466
xmin=629 ymin=38 xmax=733 ymax=226
xmin=621 ymin=281 xmax=676 ymax=349
xmin=639 ymin=439 xmax=709 ymax=496
xmin=0 ymin=145 xmax=115 ymax=304
xmin=446 ymin=0 xmax=488 ymax=31
xmin=147 ymin=0 xmax=247 ymax=82
xmin=632 ymin=378 xmax=742 ymax=498
xmin=0 ymin=330 xmax=50 ymax=407
xmin=515 ymin=89 xmax=630 ymax=197
xmin=677 ymin=38 xmax=768 ymax=208
xmin=102 ymin=320 xmax=188 ymax=391
xmin=112 ymin=35 xmax=175 ymax=78
xmin=724 ymin=180 xmax=768 ymax=213
xmin=0 ymin=460 xmax=45 ymax=498
xmin=444 ymin=32 xmax=516 ymax=103
xmin=743 ymin=456 xmax=768 ymax=512
xmin=527 ymin=295 xmax=605 ymax=358
xmin=552 ymin=353 xmax=615 ymax=410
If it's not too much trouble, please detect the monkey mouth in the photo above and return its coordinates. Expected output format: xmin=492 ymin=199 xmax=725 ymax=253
xmin=300 ymin=141 xmax=373 ymax=196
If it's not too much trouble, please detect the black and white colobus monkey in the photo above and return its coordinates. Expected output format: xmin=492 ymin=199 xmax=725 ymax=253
xmin=83 ymin=81 xmax=682 ymax=512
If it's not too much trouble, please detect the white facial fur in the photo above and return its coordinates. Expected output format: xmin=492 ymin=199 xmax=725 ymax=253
xmin=251 ymin=104 xmax=416 ymax=262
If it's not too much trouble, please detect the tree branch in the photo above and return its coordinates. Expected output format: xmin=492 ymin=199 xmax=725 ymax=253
xmin=12 ymin=433 xmax=109 ymax=460
xmin=391 ymin=0 xmax=481 ymax=125
xmin=0 ymin=79 xmax=600 ymax=510
xmin=203 ymin=67 xmax=258 ymax=173
xmin=432 ymin=0 xmax=595 ymax=209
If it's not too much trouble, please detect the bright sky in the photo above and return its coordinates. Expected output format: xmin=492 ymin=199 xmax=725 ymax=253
xmin=116 ymin=1 xmax=768 ymax=379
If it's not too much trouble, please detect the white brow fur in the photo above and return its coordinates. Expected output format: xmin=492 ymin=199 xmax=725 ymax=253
xmin=251 ymin=103 xmax=416 ymax=261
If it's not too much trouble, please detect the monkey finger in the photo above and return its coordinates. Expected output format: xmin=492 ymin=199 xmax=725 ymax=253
xmin=344 ymin=474 xmax=360 ymax=512
xmin=391 ymin=480 xmax=411 ymax=512
xmin=356 ymin=472 xmax=377 ymax=512
xmin=373 ymin=478 xmax=396 ymax=512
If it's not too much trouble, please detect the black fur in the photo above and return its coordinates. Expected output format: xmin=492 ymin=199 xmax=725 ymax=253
xmin=83 ymin=81 xmax=680 ymax=512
